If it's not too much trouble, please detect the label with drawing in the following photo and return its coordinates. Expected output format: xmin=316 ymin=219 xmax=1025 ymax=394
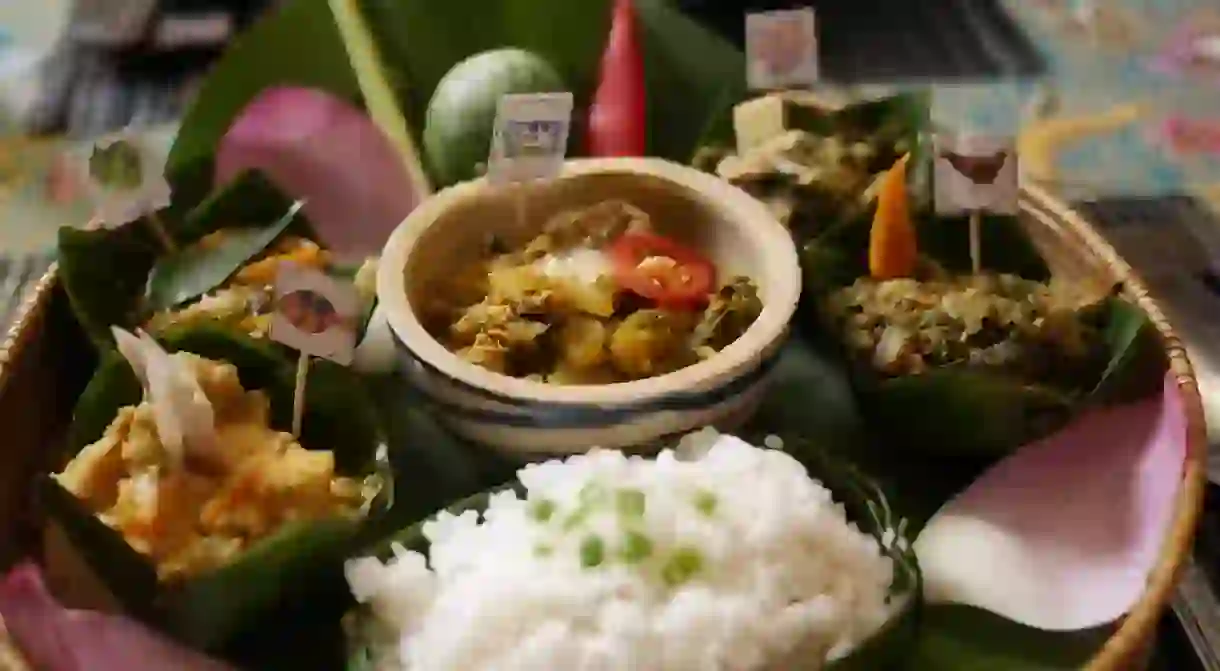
xmin=270 ymin=262 xmax=360 ymax=365
xmin=488 ymin=92 xmax=574 ymax=185
xmin=933 ymin=132 xmax=1019 ymax=215
xmin=745 ymin=9 xmax=819 ymax=91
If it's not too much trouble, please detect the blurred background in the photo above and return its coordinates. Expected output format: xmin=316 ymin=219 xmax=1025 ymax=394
xmin=2 ymin=1 xmax=1220 ymax=668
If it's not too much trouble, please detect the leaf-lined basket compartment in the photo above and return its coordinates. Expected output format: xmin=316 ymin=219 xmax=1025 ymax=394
xmin=44 ymin=324 xmax=385 ymax=656
xmin=58 ymin=171 xmax=309 ymax=350
xmin=344 ymin=440 xmax=921 ymax=670
xmin=691 ymin=89 xmax=933 ymax=245
xmin=799 ymin=206 xmax=1168 ymax=458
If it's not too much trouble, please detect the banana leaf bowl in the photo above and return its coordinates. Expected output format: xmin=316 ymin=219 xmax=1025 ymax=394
xmin=0 ymin=0 xmax=1206 ymax=669
xmin=799 ymin=199 xmax=1167 ymax=459
xmin=343 ymin=435 xmax=921 ymax=671
xmin=39 ymin=323 xmax=389 ymax=655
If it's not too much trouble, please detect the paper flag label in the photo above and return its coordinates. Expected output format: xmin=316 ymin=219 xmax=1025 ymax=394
xmin=270 ymin=262 xmax=359 ymax=365
xmin=488 ymin=92 xmax=574 ymax=185
xmin=745 ymin=9 xmax=819 ymax=91
xmin=933 ymin=132 xmax=1019 ymax=215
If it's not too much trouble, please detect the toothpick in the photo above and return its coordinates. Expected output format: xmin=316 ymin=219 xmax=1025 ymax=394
xmin=969 ymin=210 xmax=982 ymax=275
xmin=146 ymin=211 xmax=177 ymax=253
xmin=292 ymin=351 xmax=310 ymax=438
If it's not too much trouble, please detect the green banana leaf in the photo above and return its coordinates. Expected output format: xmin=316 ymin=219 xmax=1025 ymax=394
xmin=58 ymin=171 xmax=305 ymax=349
xmin=166 ymin=0 xmax=747 ymax=193
xmin=908 ymin=605 xmax=1114 ymax=671
xmin=144 ymin=199 xmax=302 ymax=313
xmin=342 ymin=433 xmax=921 ymax=670
xmin=166 ymin=0 xmax=363 ymax=201
xmin=43 ymin=324 xmax=386 ymax=657
xmin=741 ymin=341 xmax=1132 ymax=671
xmin=355 ymin=0 xmax=748 ymax=183
xmin=798 ymin=208 xmax=1166 ymax=458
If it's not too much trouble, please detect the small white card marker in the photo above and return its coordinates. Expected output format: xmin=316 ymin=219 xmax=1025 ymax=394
xmin=933 ymin=131 xmax=1019 ymax=274
xmin=488 ymin=92 xmax=574 ymax=231
xmin=270 ymin=262 xmax=361 ymax=437
xmin=488 ymin=92 xmax=574 ymax=186
xmin=745 ymin=8 xmax=819 ymax=91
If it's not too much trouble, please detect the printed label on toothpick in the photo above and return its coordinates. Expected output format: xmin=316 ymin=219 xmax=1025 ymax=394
xmin=745 ymin=9 xmax=819 ymax=91
xmin=933 ymin=132 xmax=1019 ymax=215
xmin=270 ymin=262 xmax=359 ymax=365
xmin=488 ymin=92 xmax=574 ymax=185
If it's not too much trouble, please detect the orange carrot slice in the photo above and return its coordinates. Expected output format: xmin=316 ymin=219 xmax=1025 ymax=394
xmin=868 ymin=153 xmax=917 ymax=280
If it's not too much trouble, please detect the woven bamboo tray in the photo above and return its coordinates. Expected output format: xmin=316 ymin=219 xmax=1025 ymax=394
xmin=0 ymin=183 xmax=1205 ymax=670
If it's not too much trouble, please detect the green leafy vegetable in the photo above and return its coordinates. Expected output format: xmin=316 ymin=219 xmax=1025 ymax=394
xmin=44 ymin=324 xmax=385 ymax=656
xmin=144 ymin=200 xmax=302 ymax=312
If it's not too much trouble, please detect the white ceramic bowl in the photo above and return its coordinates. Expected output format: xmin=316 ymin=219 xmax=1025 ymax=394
xmin=376 ymin=157 xmax=801 ymax=455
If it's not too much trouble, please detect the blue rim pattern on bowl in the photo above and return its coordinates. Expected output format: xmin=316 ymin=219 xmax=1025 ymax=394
xmin=392 ymin=329 xmax=786 ymax=429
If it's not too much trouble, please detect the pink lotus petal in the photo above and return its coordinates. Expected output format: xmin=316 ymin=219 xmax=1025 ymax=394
xmin=0 ymin=563 xmax=234 ymax=671
xmin=215 ymin=86 xmax=419 ymax=262
xmin=914 ymin=373 xmax=1187 ymax=631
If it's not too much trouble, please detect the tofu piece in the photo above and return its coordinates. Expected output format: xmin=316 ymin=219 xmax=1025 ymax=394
xmin=732 ymin=94 xmax=788 ymax=155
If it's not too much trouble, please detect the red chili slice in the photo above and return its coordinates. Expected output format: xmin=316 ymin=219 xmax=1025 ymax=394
xmin=608 ymin=231 xmax=715 ymax=308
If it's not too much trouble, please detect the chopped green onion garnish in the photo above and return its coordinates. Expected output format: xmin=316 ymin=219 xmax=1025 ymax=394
xmin=615 ymin=488 xmax=646 ymax=519
xmin=535 ymin=543 xmax=554 ymax=557
xmin=661 ymin=547 xmax=704 ymax=587
xmin=580 ymin=534 xmax=605 ymax=568
xmin=530 ymin=499 xmax=557 ymax=523
xmin=620 ymin=530 xmax=653 ymax=564
xmin=562 ymin=506 xmax=591 ymax=531
xmin=693 ymin=490 xmax=718 ymax=516
xmin=579 ymin=482 xmax=607 ymax=505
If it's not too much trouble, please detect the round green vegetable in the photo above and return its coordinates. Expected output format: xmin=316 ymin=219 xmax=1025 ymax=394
xmin=422 ymin=48 xmax=565 ymax=186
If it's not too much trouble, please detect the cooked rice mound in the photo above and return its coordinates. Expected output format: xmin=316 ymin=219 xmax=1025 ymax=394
xmin=346 ymin=431 xmax=895 ymax=670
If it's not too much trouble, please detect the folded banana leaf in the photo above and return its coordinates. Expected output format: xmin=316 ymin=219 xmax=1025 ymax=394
xmin=58 ymin=171 xmax=310 ymax=349
xmin=42 ymin=324 xmax=387 ymax=657
xmin=343 ymin=439 xmax=921 ymax=670
xmin=693 ymin=89 xmax=932 ymax=244
xmin=700 ymin=88 xmax=930 ymax=156
xmin=800 ymin=209 xmax=1167 ymax=458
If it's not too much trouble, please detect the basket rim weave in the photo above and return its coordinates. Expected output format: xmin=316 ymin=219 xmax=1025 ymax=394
xmin=0 ymin=185 xmax=1206 ymax=669
xmin=1021 ymin=183 xmax=1208 ymax=670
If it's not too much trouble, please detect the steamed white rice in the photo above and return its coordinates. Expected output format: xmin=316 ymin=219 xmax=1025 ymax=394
xmin=345 ymin=430 xmax=895 ymax=671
